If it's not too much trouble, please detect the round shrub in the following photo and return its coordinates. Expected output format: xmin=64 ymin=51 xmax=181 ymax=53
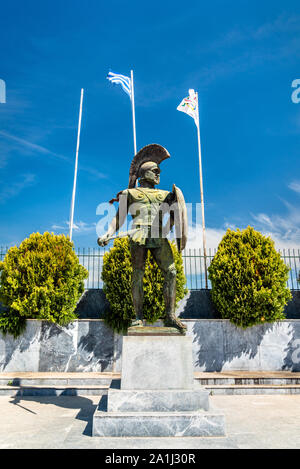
xmin=0 ymin=232 xmax=88 ymax=337
xmin=208 ymin=226 xmax=292 ymax=328
xmin=101 ymin=238 xmax=188 ymax=332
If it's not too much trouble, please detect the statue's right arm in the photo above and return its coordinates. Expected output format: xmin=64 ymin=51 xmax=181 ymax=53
xmin=97 ymin=190 xmax=129 ymax=246
xmin=107 ymin=205 xmax=127 ymax=236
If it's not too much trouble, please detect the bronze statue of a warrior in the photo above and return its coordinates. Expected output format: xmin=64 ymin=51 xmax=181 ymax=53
xmin=97 ymin=144 xmax=188 ymax=333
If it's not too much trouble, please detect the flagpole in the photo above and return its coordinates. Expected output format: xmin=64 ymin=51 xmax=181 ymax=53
xmin=196 ymin=92 xmax=208 ymax=289
xmin=130 ymin=70 xmax=137 ymax=156
xmin=69 ymin=88 xmax=84 ymax=242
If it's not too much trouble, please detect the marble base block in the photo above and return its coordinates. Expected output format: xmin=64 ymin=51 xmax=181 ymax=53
xmin=92 ymin=329 xmax=226 ymax=438
xmin=92 ymin=410 xmax=225 ymax=437
xmin=107 ymin=388 xmax=210 ymax=412
xmin=121 ymin=335 xmax=194 ymax=390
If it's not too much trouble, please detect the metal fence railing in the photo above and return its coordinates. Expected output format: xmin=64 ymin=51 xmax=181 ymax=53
xmin=279 ymin=248 xmax=300 ymax=291
xmin=181 ymin=248 xmax=300 ymax=291
xmin=0 ymin=246 xmax=299 ymax=291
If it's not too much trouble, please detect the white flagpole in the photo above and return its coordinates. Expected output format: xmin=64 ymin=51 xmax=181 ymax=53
xmin=195 ymin=92 xmax=208 ymax=289
xmin=69 ymin=88 xmax=84 ymax=242
xmin=130 ymin=70 xmax=137 ymax=156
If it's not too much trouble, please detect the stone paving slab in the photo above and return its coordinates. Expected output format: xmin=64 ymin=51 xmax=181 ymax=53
xmin=1 ymin=394 xmax=300 ymax=448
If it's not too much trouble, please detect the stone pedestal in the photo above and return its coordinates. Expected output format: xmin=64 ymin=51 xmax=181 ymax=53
xmin=92 ymin=327 xmax=225 ymax=437
xmin=121 ymin=335 xmax=194 ymax=390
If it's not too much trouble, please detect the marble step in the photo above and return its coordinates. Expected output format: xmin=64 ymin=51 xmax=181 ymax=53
xmin=92 ymin=409 xmax=226 ymax=437
xmin=194 ymin=371 xmax=300 ymax=386
xmin=2 ymin=383 xmax=299 ymax=396
xmin=1 ymin=372 xmax=300 ymax=395
xmin=0 ymin=384 xmax=109 ymax=397
xmin=2 ymin=371 xmax=300 ymax=384
xmin=207 ymin=385 xmax=300 ymax=395
xmin=0 ymin=372 xmax=119 ymax=386
xmin=107 ymin=388 xmax=210 ymax=412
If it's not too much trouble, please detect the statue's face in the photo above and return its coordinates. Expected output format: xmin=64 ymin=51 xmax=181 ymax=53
xmin=144 ymin=164 xmax=160 ymax=185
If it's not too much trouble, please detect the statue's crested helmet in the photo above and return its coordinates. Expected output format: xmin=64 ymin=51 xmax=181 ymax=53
xmin=128 ymin=144 xmax=170 ymax=188
xmin=138 ymin=161 xmax=159 ymax=178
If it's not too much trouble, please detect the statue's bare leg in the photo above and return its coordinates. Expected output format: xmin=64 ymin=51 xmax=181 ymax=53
xmin=130 ymin=242 xmax=147 ymax=326
xmin=151 ymin=240 xmax=186 ymax=333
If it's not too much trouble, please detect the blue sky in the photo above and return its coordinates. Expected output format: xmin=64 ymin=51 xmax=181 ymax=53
xmin=0 ymin=0 xmax=300 ymax=249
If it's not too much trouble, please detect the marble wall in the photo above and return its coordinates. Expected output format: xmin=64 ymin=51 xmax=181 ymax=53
xmin=0 ymin=320 xmax=116 ymax=373
xmin=72 ymin=289 xmax=300 ymax=320
xmin=1 ymin=319 xmax=300 ymax=372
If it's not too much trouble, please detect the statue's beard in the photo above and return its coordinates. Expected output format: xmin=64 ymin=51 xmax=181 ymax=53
xmin=138 ymin=178 xmax=159 ymax=187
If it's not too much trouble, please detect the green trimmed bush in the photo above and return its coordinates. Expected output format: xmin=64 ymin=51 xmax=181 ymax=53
xmin=101 ymin=238 xmax=188 ymax=332
xmin=0 ymin=232 xmax=88 ymax=337
xmin=208 ymin=226 xmax=292 ymax=328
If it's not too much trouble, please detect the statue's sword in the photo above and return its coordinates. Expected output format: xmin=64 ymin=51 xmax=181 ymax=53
xmin=98 ymin=228 xmax=139 ymax=246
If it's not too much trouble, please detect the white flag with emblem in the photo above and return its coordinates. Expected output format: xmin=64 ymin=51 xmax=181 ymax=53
xmin=177 ymin=89 xmax=198 ymax=127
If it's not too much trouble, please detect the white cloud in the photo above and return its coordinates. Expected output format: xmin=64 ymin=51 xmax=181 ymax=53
xmin=186 ymin=224 xmax=225 ymax=250
xmin=186 ymin=199 xmax=300 ymax=252
xmin=251 ymin=212 xmax=300 ymax=250
xmin=51 ymin=224 xmax=65 ymax=230
xmin=186 ymin=220 xmax=300 ymax=252
xmin=51 ymin=220 xmax=97 ymax=235
xmin=80 ymin=165 xmax=107 ymax=180
xmin=253 ymin=14 xmax=300 ymax=39
xmin=0 ymin=173 xmax=36 ymax=204
xmin=250 ymin=189 xmax=300 ymax=249
xmin=0 ymin=130 xmax=107 ymax=179
xmin=187 ymin=180 xmax=300 ymax=251
xmin=0 ymin=130 xmax=69 ymax=161
xmin=250 ymin=213 xmax=275 ymax=229
xmin=72 ymin=221 xmax=97 ymax=233
xmin=288 ymin=181 xmax=300 ymax=194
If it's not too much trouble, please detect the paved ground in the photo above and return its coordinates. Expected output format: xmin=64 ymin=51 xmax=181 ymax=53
xmin=0 ymin=394 xmax=300 ymax=449
xmin=2 ymin=370 xmax=300 ymax=379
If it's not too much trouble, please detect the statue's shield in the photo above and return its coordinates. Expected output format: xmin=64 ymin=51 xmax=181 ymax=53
xmin=172 ymin=184 xmax=188 ymax=251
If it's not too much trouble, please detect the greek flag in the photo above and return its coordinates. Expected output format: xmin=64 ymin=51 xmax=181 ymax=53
xmin=107 ymin=71 xmax=132 ymax=98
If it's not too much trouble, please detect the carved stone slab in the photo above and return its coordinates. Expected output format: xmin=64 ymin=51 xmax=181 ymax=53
xmin=127 ymin=326 xmax=182 ymax=336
